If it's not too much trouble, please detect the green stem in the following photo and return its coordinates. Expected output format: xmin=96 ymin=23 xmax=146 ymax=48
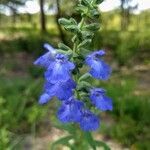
xmin=72 ymin=17 xmax=87 ymax=100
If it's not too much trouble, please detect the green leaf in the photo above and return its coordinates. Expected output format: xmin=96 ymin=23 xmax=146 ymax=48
xmin=79 ymin=73 xmax=91 ymax=82
xmin=80 ymin=81 xmax=92 ymax=87
xmin=80 ymin=48 xmax=91 ymax=57
xmin=95 ymin=140 xmax=111 ymax=150
xmin=77 ymin=81 xmax=92 ymax=91
xmin=96 ymin=0 xmax=104 ymax=4
xmin=58 ymin=43 xmax=71 ymax=51
xmin=76 ymin=4 xmax=88 ymax=14
xmin=64 ymin=25 xmax=79 ymax=33
xmin=81 ymin=31 xmax=94 ymax=39
xmin=84 ymin=23 xmax=100 ymax=31
xmin=82 ymin=0 xmax=92 ymax=7
xmin=57 ymin=49 xmax=72 ymax=55
xmin=84 ymin=132 xmax=96 ymax=150
xmin=51 ymin=135 xmax=74 ymax=150
xmin=78 ymin=39 xmax=92 ymax=48
xmin=90 ymin=9 xmax=100 ymax=18
xmin=58 ymin=18 xmax=71 ymax=25
xmin=70 ymin=18 xmax=77 ymax=25
xmin=54 ymin=123 xmax=76 ymax=135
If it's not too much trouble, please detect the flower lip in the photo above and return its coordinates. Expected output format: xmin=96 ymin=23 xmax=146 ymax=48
xmin=93 ymin=50 xmax=105 ymax=60
xmin=63 ymin=96 xmax=82 ymax=105
xmin=91 ymin=88 xmax=106 ymax=96
xmin=79 ymin=109 xmax=100 ymax=131
xmin=82 ymin=109 xmax=92 ymax=117
xmin=55 ymin=53 xmax=67 ymax=63
xmin=43 ymin=43 xmax=56 ymax=53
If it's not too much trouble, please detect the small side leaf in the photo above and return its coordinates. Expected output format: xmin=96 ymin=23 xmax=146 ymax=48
xmin=58 ymin=43 xmax=71 ymax=51
xmin=84 ymin=132 xmax=96 ymax=150
xmin=79 ymin=73 xmax=91 ymax=82
xmin=58 ymin=18 xmax=71 ymax=25
xmin=51 ymin=135 xmax=74 ymax=150
xmin=95 ymin=140 xmax=111 ymax=150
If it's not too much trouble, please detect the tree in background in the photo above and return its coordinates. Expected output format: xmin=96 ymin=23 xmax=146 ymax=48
xmin=39 ymin=0 xmax=46 ymax=32
xmin=0 ymin=0 xmax=26 ymax=24
xmin=120 ymin=0 xmax=138 ymax=30
xmin=49 ymin=0 xmax=77 ymax=43
xmin=55 ymin=0 xmax=66 ymax=43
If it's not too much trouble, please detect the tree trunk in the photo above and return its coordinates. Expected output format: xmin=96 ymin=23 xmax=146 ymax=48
xmin=56 ymin=0 xmax=66 ymax=44
xmin=39 ymin=0 xmax=46 ymax=32
xmin=11 ymin=9 xmax=17 ymax=26
xmin=120 ymin=0 xmax=126 ymax=30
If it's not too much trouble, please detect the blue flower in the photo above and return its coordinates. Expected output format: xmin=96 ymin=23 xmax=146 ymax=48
xmin=85 ymin=50 xmax=111 ymax=80
xmin=38 ymin=93 xmax=52 ymax=104
xmin=90 ymin=88 xmax=113 ymax=111
xmin=44 ymin=79 xmax=76 ymax=101
xmin=45 ymin=54 xmax=75 ymax=83
xmin=34 ymin=43 xmax=56 ymax=68
xmin=57 ymin=97 xmax=83 ymax=123
xmin=79 ymin=109 xmax=100 ymax=131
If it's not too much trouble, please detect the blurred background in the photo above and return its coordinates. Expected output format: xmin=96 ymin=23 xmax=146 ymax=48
xmin=0 ymin=0 xmax=150 ymax=149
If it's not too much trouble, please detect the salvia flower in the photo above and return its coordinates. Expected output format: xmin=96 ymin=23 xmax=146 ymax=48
xmin=79 ymin=109 xmax=100 ymax=131
xmin=90 ymin=88 xmax=113 ymax=111
xmin=85 ymin=50 xmax=111 ymax=80
xmin=44 ymin=79 xmax=76 ymax=101
xmin=45 ymin=53 xmax=75 ymax=83
xmin=34 ymin=43 xmax=56 ymax=68
xmin=57 ymin=97 xmax=84 ymax=123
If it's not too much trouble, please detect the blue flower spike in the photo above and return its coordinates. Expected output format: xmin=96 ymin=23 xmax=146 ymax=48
xmin=34 ymin=0 xmax=114 ymax=132
xmin=90 ymin=88 xmax=113 ymax=111
xmin=86 ymin=50 xmax=111 ymax=80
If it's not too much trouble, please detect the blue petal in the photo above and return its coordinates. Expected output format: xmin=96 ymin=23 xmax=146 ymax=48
xmin=79 ymin=110 xmax=100 ymax=131
xmin=85 ymin=50 xmax=111 ymax=80
xmin=34 ymin=52 xmax=53 ymax=68
xmin=56 ymin=80 xmax=76 ymax=100
xmin=89 ymin=60 xmax=111 ymax=80
xmin=44 ymin=54 xmax=75 ymax=83
xmin=86 ymin=50 xmax=105 ymax=66
xmin=44 ymin=79 xmax=76 ymax=100
xmin=90 ymin=88 xmax=113 ymax=111
xmin=38 ymin=93 xmax=52 ymax=104
xmin=55 ymin=54 xmax=75 ymax=70
xmin=57 ymin=97 xmax=83 ymax=123
xmin=34 ymin=44 xmax=56 ymax=68
xmin=43 ymin=43 xmax=56 ymax=55
xmin=66 ymin=62 xmax=75 ymax=70
xmin=45 ymin=63 xmax=71 ymax=83
xmin=95 ymin=50 xmax=105 ymax=56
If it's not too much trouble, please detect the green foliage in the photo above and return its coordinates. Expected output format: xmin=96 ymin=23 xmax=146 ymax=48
xmin=94 ymin=30 xmax=150 ymax=65
xmin=99 ymin=75 xmax=150 ymax=149
xmin=52 ymin=123 xmax=110 ymax=150
xmin=0 ymin=27 xmax=58 ymax=55
xmin=0 ymin=76 xmax=48 ymax=148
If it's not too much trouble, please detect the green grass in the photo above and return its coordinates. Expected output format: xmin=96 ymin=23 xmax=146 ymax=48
xmin=0 ymin=75 xmax=49 ymax=149
xmin=98 ymin=75 xmax=150 ymax=149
